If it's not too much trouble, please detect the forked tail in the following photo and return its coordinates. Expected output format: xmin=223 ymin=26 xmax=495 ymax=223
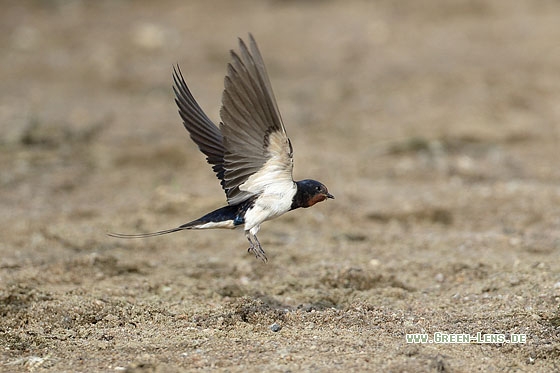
xmin=109 ymin=204 xmax=242 ymax=239
xmin=107 ymin=226 xmax=186 ymax=238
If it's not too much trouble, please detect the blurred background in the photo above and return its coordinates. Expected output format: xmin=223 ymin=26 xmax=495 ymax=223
xmin=1 ymin=0 xmax=559 ymax=370
xmin=2 ymin=0 xmax=558 ymax=244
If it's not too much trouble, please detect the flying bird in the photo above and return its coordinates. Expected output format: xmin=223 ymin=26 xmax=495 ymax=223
xmin=109 ymin=34 xmax=333 ymax=261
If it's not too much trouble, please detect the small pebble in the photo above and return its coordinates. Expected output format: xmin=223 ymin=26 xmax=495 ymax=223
xmin=270 ymin=323 xmax=282 ymax=332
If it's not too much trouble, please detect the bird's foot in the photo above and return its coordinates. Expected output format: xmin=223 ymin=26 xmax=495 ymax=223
xmin=248 ymin=244 xmax=267 ymax=263
xmin=245 ymin=230 xmax=267 ymax=262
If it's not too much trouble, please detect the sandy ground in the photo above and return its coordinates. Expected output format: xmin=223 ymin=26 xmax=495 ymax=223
xmin=1 ymin=0 xmax=560 ymax=371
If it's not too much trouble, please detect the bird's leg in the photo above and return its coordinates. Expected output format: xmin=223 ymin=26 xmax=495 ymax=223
xmin=245 ymin=230 xmax=267 ymax=262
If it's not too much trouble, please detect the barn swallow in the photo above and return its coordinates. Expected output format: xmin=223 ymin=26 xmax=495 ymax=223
xmin=109 ymin=34 xmax=333 ymax=261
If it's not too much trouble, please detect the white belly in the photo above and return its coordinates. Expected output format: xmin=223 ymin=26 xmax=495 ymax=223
xmin=243 ymin=183 xmax=297 ymax=231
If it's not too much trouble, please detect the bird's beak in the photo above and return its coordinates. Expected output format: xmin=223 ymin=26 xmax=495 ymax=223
xmin=326 ymin=193 xmax=334 ymax=199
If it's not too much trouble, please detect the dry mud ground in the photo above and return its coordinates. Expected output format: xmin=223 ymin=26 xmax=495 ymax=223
xmin=1 ymin=1 xmax=560 ymax=372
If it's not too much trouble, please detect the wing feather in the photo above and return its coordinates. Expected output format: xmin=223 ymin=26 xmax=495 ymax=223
xmin=220 ymin=34 xmax=294 ymax=205
xmin=171 ymin=35 xmax=293 ymax=205
xmin=172 ymin=65 xmax=226 ymax=185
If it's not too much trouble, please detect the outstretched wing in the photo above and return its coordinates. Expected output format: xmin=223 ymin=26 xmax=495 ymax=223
xmin=220 ymin=34 xmax=294 ymax=205
xmin=172 ymin=65 xmax=226 ymax=188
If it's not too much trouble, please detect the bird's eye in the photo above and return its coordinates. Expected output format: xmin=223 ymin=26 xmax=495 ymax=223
xmin=315 ymin=186 xmax=321 ymax=192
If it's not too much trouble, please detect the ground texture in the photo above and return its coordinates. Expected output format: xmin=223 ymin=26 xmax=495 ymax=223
xmin=1 ymin=1 xmax=560 ymax=372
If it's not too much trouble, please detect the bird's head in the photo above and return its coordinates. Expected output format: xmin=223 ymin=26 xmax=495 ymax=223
xmin=292 ymin=179 xmax=334 ymax=209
